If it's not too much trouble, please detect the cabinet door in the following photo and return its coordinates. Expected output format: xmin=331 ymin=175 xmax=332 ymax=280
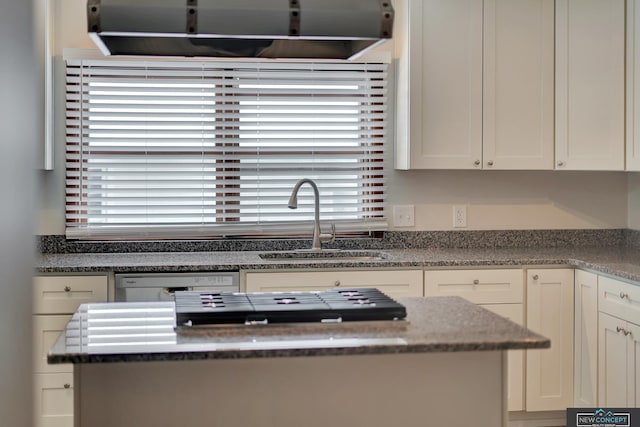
xmin=482 ymin=0 xmax=554 ymax=170
xmin=244 ymin=270 xmax=423 ymax=298
xmin=424 ymin=269 xmax=523 ymax=304
xmin=598 ymin=312 xmax=629 ymax=406
xmin=629 ymin=321 xmax=640 ymax=406
xmin=526 ymin=268 xmax=574 ymax=411
xmin=33 ymin=315 xmax=72 ymax=373
xmin=33 ymin=372 xmax=73 ymax=427
xmin=555 ymin=0 xmax=625 ymax=170
xmin=627 ymin=0 xmax=640 ymax=170
xmin=483 ymin=303 xmax=525 ymax=412
xmin=33 ymin=275 xmax=108 ymax=314
xmin=574 ymin=270 xmax=598 ymax=407
xmin=396 ymin=0 xmax=483 ymax=169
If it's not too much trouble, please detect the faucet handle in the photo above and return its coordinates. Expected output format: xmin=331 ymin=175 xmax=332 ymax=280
xmin=320 ymin=223 xmax=336 ymax=243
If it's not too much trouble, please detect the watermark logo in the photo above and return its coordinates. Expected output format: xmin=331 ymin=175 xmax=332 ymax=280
xmin=567 ymin=408 xmax=639 ymax=427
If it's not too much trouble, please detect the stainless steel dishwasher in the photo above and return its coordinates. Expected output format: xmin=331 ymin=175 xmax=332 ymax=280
xmin=114 ymin=272 xmax=240 ymax=302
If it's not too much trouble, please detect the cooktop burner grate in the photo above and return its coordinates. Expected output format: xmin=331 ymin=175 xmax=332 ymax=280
xmin=174 ymin=288 xmax=406 ymax=325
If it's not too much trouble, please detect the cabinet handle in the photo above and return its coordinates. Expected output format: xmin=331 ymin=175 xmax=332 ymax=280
xmin=474 ymin=160 xmax=481 ymax=166
xmin=64 ymin=286 xmax=71 ymax=292
xmin=616 ymin=326 xmax=631 ymax=336
xmin=532 ymin=274 xmax=539 ymax=280
xmin=472 ymin=279 xmax=479 ymax=285
xmin=557 ymin=161 xmax=565 ymax=167
xmin=620 ymin=292 xmax=629 ymax=300
xmin=63 ymin=383 xmax=71 ymax=389
xmin=334 ymin=280 xmax=341 ymax=287
xmin=487 ymin=160 xmax=494 ymax=166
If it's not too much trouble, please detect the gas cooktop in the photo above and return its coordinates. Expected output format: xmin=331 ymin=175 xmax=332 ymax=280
xmin=174 ymin=288 xmax=407 ymax=326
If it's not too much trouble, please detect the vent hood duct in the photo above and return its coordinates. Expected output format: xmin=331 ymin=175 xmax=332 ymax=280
xmin=87 ymin=0 xmax=394 ymax=60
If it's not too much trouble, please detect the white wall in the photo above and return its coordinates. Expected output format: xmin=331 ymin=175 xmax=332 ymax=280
xmin=36 ymin=0 xmax=630 ymax=235
xmin=629 ymin=173 xmax=640 ymax=230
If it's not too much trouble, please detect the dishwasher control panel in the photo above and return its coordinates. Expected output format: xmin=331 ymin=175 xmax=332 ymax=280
xmin=115 ymin=272 xmax=240 ymax=302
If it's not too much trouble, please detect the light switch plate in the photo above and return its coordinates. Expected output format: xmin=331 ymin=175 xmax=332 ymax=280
xmin=393 ymin=205 xmax=415 ymax=227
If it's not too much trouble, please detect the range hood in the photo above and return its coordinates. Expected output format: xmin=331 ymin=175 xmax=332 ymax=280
xmin=87 ymin=0 xmax=394 ymax=60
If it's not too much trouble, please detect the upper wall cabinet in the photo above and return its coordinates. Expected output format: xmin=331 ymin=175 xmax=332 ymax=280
xmin=627 ymin=0 xmax=640 ymax=171
xmin=395 ymin=0 xmax=554 ymax=170
xmin=555 ymin=0 xmax=625 ymax=171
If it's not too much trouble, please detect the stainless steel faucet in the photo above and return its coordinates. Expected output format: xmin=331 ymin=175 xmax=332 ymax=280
xmin=288 ymin=178 xmax=335 ymax=252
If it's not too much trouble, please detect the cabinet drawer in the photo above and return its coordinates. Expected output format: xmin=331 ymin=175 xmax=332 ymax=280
xmin=424 ymin=269 xmax=523 ymax=304
xmin=599 ymin=276 xmax=640 ymax=324
xmin=33 ymin=275 xmax=108 ymax=314
xmin=245 ymin=270 xmax=423 ymax=298
xmin=33 ymin=315 xmax=72 ymax=374
xmin=33 ymin=372 xmax=73 ymax=427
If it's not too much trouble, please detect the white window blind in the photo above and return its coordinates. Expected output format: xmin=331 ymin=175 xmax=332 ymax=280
xmin=65 ymin=59 xmax=388 ymax=239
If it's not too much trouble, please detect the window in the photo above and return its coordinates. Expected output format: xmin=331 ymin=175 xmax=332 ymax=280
xmin=65 ymin=59 xmax=388 ymax=239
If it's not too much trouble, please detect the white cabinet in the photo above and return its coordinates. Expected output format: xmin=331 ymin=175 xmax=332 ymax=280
xmin=244 ymin=269 xmax=423 ymax=298
xmin=627 ymin=0 xmax=640 ymax=170
xmin=33 ymin=373 xmax=74 ymax=427
xmin=526 ymin=268 xmax=574 ymax=411
xmin=424 ymin=268 xmax=524 ymax=411
xmin=32 ymin=274 xmax=108 ymax=427
xmin=395 ymin=0 xmax=554 ymax=170
xmin=574 ymin=270 xmax=599 ymax=407
xmin=482 ymin=0 xmax=555 ymax=170
xmin=555 ymin=0 xmax=625 ymax=170
xmin=480 ymin=303 xmax=525 ymax=412
xmin=598 ymin=276 xmax=640 ymax=406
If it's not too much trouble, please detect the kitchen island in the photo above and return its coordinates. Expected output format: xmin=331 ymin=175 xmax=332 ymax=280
xmin=49 ymin=296 xmax=548 ymax=427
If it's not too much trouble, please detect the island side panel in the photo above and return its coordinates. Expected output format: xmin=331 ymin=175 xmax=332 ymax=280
xmin=75 ymin=351 xmax=506 ymax=427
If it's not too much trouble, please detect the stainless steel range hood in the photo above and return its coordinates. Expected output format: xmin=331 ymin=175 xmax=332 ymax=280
xmin=87 ymin=0 xmax=394 ymax=60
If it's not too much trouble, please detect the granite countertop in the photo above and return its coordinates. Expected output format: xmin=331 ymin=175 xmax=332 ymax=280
xmin=47 ymin=296 xmax=549 ymax=364
xmin=37 ymin=246 xmax=640 ymax=283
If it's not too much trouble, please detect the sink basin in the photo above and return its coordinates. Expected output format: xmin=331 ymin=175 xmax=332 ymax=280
xmin=258 ymin=250 xmax=388 ymax=261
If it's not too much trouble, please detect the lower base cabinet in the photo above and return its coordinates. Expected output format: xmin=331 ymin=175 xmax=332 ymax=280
xmin=424 ymin=268 xmax=525 ymax=411
xmin=32 ymin=274 xmax=108 ymax=427
xmin=33 ymin=373 xmax=74 ymax=427
xmin=425 ymin=268 xmax=575 ymax=413
xmin=526 ymin=268 xmax=574 ymax=412
xmin=574 ymin=270 xmax=598 ymax=407
xmin=483 ymin=303 xmax=525 ymax=411
xmin=598 ymin=275 xmax=640 ymax=407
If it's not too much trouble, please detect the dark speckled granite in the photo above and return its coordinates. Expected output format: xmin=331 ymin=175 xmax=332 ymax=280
xmin=35 ymin=246 xmax=640 ymax=284
xmin=625 ymin=229 xmax=640 ymax=249
xmin=37 ymin=229 xmax=627 ymax=253
xmin=48 ymin=296 xmax=549 ymax=364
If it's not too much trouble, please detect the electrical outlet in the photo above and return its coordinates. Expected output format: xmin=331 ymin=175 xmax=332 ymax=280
xmin=393 ymin=205 xmax=415 ymax=227
xmin=453 ymin=206 xmax=467 ymax=228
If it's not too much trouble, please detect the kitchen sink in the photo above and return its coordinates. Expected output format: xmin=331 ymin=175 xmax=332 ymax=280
xmin=258 ymin=250 xmax=388 ymax=261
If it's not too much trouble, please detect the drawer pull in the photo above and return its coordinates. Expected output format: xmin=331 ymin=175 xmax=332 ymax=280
xmin=532 ymin=274 xmax=539 ymax=280
xmin=64 ymin=286 xmax=71 ymax=292
xmin=63 ymin=383 xmax=71 ymax=389
xmin=616 ymin=326 xmax=631 ymax=336
xmin=472 ymin=279 xmax=479 ymax=285
xmin=620 ymin=292 xmax=629 ymax=300
xmin=334 ymin=280 xmax=341 ymax=287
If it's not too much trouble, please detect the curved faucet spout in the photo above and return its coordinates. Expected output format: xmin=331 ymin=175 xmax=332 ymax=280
xmin=288 ymin=178 xmax=324 ymax=251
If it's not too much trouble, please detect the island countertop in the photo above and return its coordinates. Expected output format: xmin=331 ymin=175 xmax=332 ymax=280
xmin=48 ymin=295 xmax=549 ymax=364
